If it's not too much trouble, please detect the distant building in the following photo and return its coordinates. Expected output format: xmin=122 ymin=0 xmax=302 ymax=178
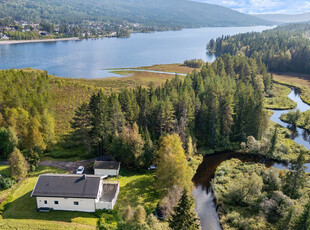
xmin=94 ymin=161 xmax=120 ymax=177
xmin=31 ymin=174 xmax=119 ymax=212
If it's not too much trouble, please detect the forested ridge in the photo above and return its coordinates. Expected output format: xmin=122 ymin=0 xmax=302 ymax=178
xmin=72 ymin=55 xmax=272 ymax=167
xmin=0 ymin=0 xmax=269 ymax=27
xmin=208 ymin=23 xmax=310 ymax=74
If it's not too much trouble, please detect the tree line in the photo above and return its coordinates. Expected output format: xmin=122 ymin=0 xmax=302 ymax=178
xmin=207 ymin=23 xmax=310 ymax=75
xmin=72 ymin=55 xmax=272 ymax=167
xmin=0 ymin=70 xmax=55 ymax=179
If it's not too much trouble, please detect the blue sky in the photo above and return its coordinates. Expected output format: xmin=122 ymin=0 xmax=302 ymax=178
xmin=194 ymin=0 xmax=310 ymax=14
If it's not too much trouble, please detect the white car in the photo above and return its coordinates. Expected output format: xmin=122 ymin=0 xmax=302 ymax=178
xmin=148 ymin=165 xmax=157 ymax=171
xmin=76 ymin=166 xmax=84 ymax=174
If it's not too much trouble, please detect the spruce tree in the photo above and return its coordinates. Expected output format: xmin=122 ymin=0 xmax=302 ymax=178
xmin=283 ymin=151 xmax=306 ymax=199
xmin=168 ymin=188 xmax=200 ymax=230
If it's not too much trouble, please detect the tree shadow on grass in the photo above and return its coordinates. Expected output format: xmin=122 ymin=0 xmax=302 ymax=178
xmin=117 ymin=174 xmax=162 ymax=214
xmin=2 ymin=191 xmax=97 ymax=224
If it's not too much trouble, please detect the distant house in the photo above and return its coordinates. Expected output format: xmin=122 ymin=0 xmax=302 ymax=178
xmin=31 ymin=174 xmax=119 ymax=212
xmin=94 ymin=161 xmax=120 ymax=177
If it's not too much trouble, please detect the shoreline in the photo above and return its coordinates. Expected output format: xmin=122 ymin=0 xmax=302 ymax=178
xmin=0 ymin=37 xmax=80 ymax=45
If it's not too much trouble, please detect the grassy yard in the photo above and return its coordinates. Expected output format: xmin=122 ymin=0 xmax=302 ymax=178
xmin=115 ymin=169 xmax=162 ymax=214
xmin=0 ymin=166 xmax=98 ymax=229
xmin=0 ymin=166 xmax=164 ymax=229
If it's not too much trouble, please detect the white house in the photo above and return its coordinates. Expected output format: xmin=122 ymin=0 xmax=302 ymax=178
xmin=31 ymin=174 xmax=119 ymax=212
xmin=94 ymin=161 xmax=120 ymax=177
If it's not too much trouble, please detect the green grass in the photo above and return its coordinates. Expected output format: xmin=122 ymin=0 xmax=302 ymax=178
xmin=108 ymin=70 xmax=135 ymax=76
xmin=115 ymin=169 xmax=162 ymax=214
xmin=0 ymin=165 xmax=10 ymax=177
xmin=0 ymin=166 xmax=164 ymax=229
xmin=0 ymin=166 xmax=98 ymax=229
xmin=264 ymin=83 xmax=296 ymax=109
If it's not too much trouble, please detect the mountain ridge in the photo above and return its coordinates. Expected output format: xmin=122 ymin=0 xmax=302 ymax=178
xmin=0 ymin=0 xmax=272 ymax=28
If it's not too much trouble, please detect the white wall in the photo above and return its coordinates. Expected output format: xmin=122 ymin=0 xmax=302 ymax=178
xmin=36 ymin=197 xmax=96 ymax=212
xmin=94 ymin=168 xmax=119 ymax=176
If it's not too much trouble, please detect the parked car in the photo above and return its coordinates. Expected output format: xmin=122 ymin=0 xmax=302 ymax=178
xmin=76 ymin=166 xmax=84 ymax=174
xmin=148 ymin=165 xmax=157 ymax=171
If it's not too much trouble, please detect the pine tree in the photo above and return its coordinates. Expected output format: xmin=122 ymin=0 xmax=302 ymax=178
xmin=294 ymin=200 xmax=310 ymax=230
xmin=168 ymin=188 xmax=200 ymax=230
xmin=268 ymin=128 xmax=278 ymax=158
xmin=71 ymin=102 xmax=92 ymax=153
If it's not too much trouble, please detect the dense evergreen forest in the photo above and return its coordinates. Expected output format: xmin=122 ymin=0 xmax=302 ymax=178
xmin=72 ymin=55 xmax=272 ymax=167
xmin=207 ymin=23 xmax=310 ymax=74
xmin=0 ymin=70 xmax=54 ymax=165
xmin=0 ymin=0 xmax=269 ymax=28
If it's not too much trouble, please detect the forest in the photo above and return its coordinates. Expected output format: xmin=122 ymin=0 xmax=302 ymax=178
xmin=207 ymin=23 xmax=310 ymax=75
xmin=0 ymin=69 xmax=54 ymax=170
xmin=71 ymin=55 xmax=272 ymax=168
xmin=0 ymin=0 xmax=269 ymax=28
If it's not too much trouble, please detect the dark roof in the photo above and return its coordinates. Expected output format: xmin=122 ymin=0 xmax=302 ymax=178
xmin=100 ymin=183 xmax=119 ymax=202
xmin=94 ymin=161 xmax=120 ymax=170
xmin=96 ymin=155 xmax=115 ymax=161
xmin=31 ymin=174 xmax=101 ymax=199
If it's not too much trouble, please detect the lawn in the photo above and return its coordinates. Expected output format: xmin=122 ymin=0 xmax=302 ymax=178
xmin=0 ymin=166 xmax=163 ymax=229
xmin=0 ymin=166 xmax=98 ymax=229
xmin=115 ymin=169 xmax=162 ymax=214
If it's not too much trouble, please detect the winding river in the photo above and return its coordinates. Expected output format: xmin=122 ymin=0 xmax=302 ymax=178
xmin=193 ymin=86 xmax=310 ymax=230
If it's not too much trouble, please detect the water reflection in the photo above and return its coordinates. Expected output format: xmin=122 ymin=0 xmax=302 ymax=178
xmin=193 ymin=186 xmax=221 ymax=230
xmin=193 ymin=86 xmax=310 ymax=230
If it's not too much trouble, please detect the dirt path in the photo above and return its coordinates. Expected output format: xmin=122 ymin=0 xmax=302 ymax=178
xmin=39 ymin=158 xmax=95 ymax=173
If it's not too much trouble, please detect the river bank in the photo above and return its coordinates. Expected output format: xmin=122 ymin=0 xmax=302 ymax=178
xmin=0 ymin=37 xmax=80 ymax=45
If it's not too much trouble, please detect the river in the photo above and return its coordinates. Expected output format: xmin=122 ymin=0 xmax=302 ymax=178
xmin=0 ymin=26 xmax=271 ymax=79
xmin=193 ymin=86 xmax=310 ymax=230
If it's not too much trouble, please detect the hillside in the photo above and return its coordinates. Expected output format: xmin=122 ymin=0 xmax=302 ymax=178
xmin=0 ymin=0 xmax=271 ymax=28
xmin=254 ymin=12 xmax=310 ymax=24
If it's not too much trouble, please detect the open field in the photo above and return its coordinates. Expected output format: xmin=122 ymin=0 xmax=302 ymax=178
xmin=49 ymin=65 xmax=191 ymax=136
xmin=135 ymin=63 xmax=199 ymax=74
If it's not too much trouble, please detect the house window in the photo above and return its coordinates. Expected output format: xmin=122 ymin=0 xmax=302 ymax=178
xmin=74 ymin=201 xmax=79 ymax=206
xmin=44 ymin=200 xmax=47 ymax=204
xmin=54 ymin=201 xmax=59 ymax=205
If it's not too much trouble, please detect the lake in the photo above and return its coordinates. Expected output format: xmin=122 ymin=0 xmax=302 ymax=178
xmin=0 ymin=26 xmax=271 ymax=79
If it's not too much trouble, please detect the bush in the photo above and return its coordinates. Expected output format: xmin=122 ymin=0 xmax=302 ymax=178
xmin=183 ymin=59 xmax=205 ymax=68
xmin=0 ymin=176 xmax=15 ymax=190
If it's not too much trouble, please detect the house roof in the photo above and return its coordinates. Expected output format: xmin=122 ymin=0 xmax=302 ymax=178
xmin=31 ymin=174 xmax=101 ymax=199
xmin=100 ymin=183 xmax=119 ymax=202
xmin=96 ymin=155 xmax=115 ymax=161
xmin=94 ymin=161 xmax=120 ymax=170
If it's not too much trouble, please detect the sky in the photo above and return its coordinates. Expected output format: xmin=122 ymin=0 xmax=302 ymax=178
xmin=194 ymin=0 xmax=310 ymax=14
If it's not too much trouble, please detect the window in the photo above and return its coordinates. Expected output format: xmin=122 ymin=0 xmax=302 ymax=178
xmin=54 ymin=201 xmax=59 ymax=205
xmin=44 ymin=200 xmax=47 ymax=204
xmin=74 ymin=201 xmax=79 ymax=206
